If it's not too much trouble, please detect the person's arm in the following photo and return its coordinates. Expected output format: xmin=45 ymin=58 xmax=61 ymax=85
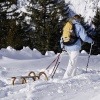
xmin=77 ymin=24 xmax=93 ymax=43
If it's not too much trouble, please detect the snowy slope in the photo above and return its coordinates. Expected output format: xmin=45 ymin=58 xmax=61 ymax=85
xmin=0 ymin=47 xmax=100 ymax=100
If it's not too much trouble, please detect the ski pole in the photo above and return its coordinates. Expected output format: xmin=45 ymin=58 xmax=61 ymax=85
xmin=46 ymin=53 xmax=61 ymax=70
xmin=51 ymin=52 xmax=62 ymax=78
xmin=51 ymin=60 xmax=60 ymax=78
xmin=50 ymin=54 xmax=60 ymax=78
xmin=51 ymin=50 xmax=67 ymax=78
xmin=86 ymin=43 xmax=93 ymax=72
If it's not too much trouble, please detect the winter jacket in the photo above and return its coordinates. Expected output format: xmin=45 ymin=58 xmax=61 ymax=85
xmin=61 ymin=19 xmax=93 ymax=51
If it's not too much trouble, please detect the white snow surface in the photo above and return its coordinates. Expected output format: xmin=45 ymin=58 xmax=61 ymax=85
xmin=0 ymin=46 xmax=100 ymax=100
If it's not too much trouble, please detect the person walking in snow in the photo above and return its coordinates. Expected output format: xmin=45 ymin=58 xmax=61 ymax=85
xmin=61 ymin=14 xmax=94 ymax=79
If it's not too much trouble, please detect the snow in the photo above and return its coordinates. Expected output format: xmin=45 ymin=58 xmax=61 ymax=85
xmin=0 ymin=46 xmax=44 ymax=60
xmin=81 ymin=50 xmax=88 ymax=54
xmin=0 ymin=46 xmax=100 ymax=100
xmin=1 ymin=0 xmax=100 ymax=99
xmin=98 ymin=1 xmax=100 ymax=7
xmin=45 ymin=51 xmax=55 ymax=57
xmin=16 ymin=0 xmax=100 ymax=23
xmin=16 ymin=6 xmax=32 ymax=15
xmin=65 ymin=0 xmax=99 ymax=22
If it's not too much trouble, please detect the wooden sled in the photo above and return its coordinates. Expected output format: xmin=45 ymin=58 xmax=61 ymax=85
xmin=11 ymin=71 xmax=48 ymax=85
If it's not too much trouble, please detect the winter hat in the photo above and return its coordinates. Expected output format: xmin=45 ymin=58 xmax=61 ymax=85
xmin=73 ymin=14 xmax=82 ymax=19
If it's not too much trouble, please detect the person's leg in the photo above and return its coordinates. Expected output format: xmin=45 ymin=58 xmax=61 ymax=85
xmin=63 ymin=51 xmax=79 ymax=79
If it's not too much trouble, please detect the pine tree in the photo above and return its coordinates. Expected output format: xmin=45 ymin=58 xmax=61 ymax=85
xmin=0 ymin=0 xmax=17 ymax=48
xmin=93 ymin=8 xmax=100 ymax=54
xmin=0 ymin=0 xmax=31 ymax=49
xmin=80 ymin=14 xmax=98 ymax=55
xmin=0 ymin=0 xmax=69 ymax=52
xmin=27 ymin=0 xmax=69 ymax=53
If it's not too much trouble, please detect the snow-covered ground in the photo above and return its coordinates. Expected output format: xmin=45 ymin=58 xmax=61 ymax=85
xmin=0 ymin=46 xmax=100 ymax=100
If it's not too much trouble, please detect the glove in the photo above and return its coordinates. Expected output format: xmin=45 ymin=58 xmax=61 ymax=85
xmin=60 ymin=37 xmax=66 ymax=52
xmin=91 ymin=41 xmax=97 ymax=46
xmin=62 ymin=45 xmax=65 ymax=51
xmin=92 ymin=41 xmax=98 ymax=47
xmin=91 ymin=41 xmax=94 ymax=45
xmin=60 ymin=37 xmax=64 ymax=49
xmin=60 ymin=42 xmax=65 ymax=50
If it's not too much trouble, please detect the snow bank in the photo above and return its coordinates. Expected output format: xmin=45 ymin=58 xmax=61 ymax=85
xmin=91 ymin=95 xmax=100 ymax=100
xmin=0 ymin=46 xmax=44 ymax=59
xmin=0 ymin=80 xmax=6 ymax=87
xmin=45 ymin=51 xmax=55 ymax=57
xmin=80 ymin=50 xmax=88 ymax=56
xmin=0 ymin=46 xmax=100 ymax=100
xmin=81 ymin=50 xmax=88 ymax=54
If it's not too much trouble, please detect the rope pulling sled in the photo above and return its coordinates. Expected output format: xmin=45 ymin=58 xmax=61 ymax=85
xmin=11 ymin=53 xmax=62 ymax=85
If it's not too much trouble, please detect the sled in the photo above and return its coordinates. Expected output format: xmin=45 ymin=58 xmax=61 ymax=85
xmin=11 ymin=53 xmax=62 ymax=85
xmin=11 ymin=71 xmax=48 ymax=85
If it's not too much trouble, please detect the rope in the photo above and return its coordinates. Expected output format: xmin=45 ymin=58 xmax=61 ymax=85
xmin=50 ymin=54 xmax=61 ymax=78
xmin=46 ymin=53 xmax=61 ymax=70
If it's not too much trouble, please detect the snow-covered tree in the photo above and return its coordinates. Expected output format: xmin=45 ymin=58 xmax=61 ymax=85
xmin=27 ymin=0 xmax=69 ymax=53
xmin=0 ymin=0 xmax=70 ymax=53
xmin=0 ymin=0 xmax=32 ymax=49
xmin=0 ymin=0 xmax=17 ymax=48
xmin=93 ymin=8 xmax=100 ymax=54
